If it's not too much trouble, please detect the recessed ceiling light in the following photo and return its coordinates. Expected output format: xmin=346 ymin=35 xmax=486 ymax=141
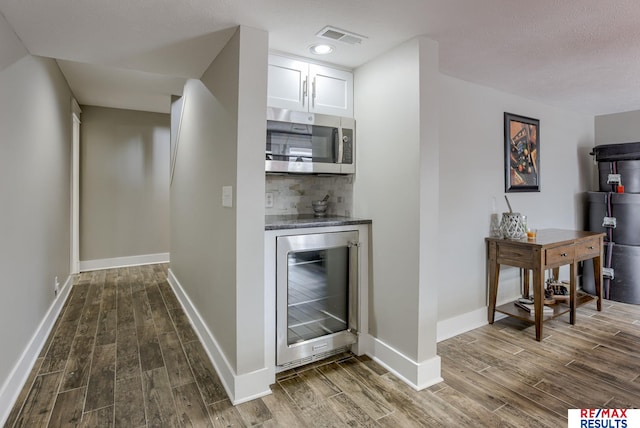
xmin=309 ymin=44 xmax=334 ymax=55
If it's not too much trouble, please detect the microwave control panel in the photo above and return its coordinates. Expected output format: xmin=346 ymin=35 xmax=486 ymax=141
xmin=342 ymin=129 xmax=353 ymax=164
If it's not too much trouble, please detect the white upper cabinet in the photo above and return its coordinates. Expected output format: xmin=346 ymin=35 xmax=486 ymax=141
xmin=309 ymin=64 xmax=353 ymax=117
xmin=267 ymin=55 xmax=353 ymax=117
xmin=267 ymin=56 xmax=308 ymax=112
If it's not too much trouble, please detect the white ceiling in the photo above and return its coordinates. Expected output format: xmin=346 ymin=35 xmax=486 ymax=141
xmin=2 ymin=0 xmax=640 ymax=115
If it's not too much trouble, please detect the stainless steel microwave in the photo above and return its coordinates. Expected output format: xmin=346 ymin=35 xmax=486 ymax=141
xmin=266 ymin=107 xmax=355 ymax=174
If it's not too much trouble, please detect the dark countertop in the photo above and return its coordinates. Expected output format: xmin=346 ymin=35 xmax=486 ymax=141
xmin=265 ymin=214 xmax=372 ymax=230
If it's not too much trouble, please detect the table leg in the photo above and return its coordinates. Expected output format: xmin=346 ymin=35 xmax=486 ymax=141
xmin=594 ymin=237 xmax=604 ymax=312
xmin=532 ymin=253 xmax=543 ymax=341
xmin=523 ymin=269 xmax=530 ymax=298
xmin=488 ymin=241 xmax=499 ymax=324
xmin=569 ymin=262 xmax=577 ymax=324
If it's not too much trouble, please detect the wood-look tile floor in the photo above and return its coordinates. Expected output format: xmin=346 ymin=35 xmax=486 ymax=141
xmin=5 ymin=264 xmax=640 ymax=427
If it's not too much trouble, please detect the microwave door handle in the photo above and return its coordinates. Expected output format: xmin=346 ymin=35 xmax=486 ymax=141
xmin=337 ymin=127 xmax=344 ymax=164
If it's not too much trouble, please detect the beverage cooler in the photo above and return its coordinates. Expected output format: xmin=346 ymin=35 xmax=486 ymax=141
xmin=584 ymin=142 xmax=640 ymax=304
xmin=275 ymin=231 xmax=359 ymax=369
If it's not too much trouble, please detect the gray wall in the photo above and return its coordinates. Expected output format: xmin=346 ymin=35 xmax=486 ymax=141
xmin=0 ymin=55 xmax=72 ymax=391
xmin=170 ymin=26 xmax=267 ymax=378
xmin=437 ymin=74 xmax=595 ymax=327
xmin=354 ymin=35 xmax=595 ymax=350
xmin=595 ymin=109 xmax=640 ymax=144
xmin=80 ymin=106 xmax=170 ymax=261
xmin=354 ymin=38 xmax=440 ymax=372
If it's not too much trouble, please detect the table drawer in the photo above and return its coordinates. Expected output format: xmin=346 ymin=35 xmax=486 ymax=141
xmin=575 ymin=238 xmax=600 ymax=260
xmin=545 ymin=244 xmax=575 ymax=266
xmin=497 ymin=244 xmax=534 ymax=266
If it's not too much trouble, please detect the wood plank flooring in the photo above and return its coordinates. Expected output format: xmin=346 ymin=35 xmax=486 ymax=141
xmin=5 ymin=264 xmax=640 ymax=427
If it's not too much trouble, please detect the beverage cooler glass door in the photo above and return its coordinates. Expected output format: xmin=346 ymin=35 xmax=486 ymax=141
xmin=276 ymin=231 xmax=359 ymax=367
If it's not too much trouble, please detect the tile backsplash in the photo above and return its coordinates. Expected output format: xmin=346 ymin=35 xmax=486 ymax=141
xmin=265 ymin=175 xmax=353 ymax=216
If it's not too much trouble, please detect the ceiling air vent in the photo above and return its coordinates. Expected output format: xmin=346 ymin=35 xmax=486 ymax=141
xmin=316 ymin=26 xmax=367 ymax=46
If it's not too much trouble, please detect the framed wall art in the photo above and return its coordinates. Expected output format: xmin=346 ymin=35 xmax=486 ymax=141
xmin=504 ymin=112 xmax=540 ymax=192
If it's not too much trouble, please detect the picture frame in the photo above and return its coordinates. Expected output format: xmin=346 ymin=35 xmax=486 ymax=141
xmin=504 ymin=112 xmax=540 ymax=192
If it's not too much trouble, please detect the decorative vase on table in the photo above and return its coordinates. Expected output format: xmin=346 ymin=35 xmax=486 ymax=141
xmin=500 ymin=213 xmax=526 ymax=239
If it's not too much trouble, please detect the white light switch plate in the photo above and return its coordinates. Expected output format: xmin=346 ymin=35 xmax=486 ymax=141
xmin=265 ymin=192 xmax=274 ymax=208
xmin=222 ymin=186 xmax=233 ymax=208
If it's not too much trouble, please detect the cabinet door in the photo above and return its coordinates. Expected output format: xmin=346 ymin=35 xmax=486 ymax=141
xmin=267 ymin=55 xmax=308 ymax=111
xmin=309 ymin=64 xmax=353 ymax=117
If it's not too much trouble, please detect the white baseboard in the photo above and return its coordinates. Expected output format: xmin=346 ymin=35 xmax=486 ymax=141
xmin=232 ymin=368 xmax=273 ymax=405
xmin=0 ymin=275 xmax=73 ymax=426
xmin=167 ymin=269 xmax=271 ymax=405
xmin=437 ymin=307 xmax=489 ymax=342
xmin=362 ymin=334 xmax=442 ymax=391
xmin=79 ymin=252 xmax=169 ymax=272
xmin=437 ymin=306 xmax=510 ymax=343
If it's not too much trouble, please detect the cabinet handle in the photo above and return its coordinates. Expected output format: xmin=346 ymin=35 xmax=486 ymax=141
xmin=312 ymin=77 xmax=316 ymax=107
xmin=588 ymin=246 xmax=594 ymax=250
xmin=302 ymin=78 xmax=307 ymax=107
xmin=561 ymin=253 xmax=568 ymax=257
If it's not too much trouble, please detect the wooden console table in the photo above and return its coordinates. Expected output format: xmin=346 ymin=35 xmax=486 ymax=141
xmin=486 ymin=229 xmax=605 ymax=341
